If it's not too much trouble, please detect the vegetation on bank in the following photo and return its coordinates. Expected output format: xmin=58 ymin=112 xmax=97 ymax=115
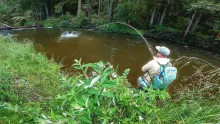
xmin=0 ymin=0 xmax=220 ymax=53
xmin=0 ymin=36 xmax=219 ymax=123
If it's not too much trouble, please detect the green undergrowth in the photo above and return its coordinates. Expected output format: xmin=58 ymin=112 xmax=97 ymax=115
xmin=0 ymin=35 xmax=219 ymax=123
xmin=97 ymin=23 xmax=145 ymax=36
xmin=43 ymin=14 xmax=89 ymax=28
xmin=0 ymin=35 xmax=63 ymax=103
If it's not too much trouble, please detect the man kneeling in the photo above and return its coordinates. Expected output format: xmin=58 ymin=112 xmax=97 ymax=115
xmin=138 ymin=46 xmax=173 ymax=90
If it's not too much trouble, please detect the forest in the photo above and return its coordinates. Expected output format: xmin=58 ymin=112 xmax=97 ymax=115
xmin=0 ymin=0 xmax=220 ymax=52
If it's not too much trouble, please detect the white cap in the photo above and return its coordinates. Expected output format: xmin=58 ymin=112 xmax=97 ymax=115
xmin=156 ymin=46 xmax=170 ymax=56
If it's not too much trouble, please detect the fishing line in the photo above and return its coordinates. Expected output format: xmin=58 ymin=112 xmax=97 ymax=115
xmin=102 ymin=22 xmax=155 ymax=58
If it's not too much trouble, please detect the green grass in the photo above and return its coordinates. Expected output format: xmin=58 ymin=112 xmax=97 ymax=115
xmin=0 ymin=35 xmax=62 ymax=102
xmin=0 ymin=35 xmax=219 ymax=123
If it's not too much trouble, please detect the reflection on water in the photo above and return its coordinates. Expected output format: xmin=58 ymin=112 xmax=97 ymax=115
xmin=1 ymin=28 xmax=220 ymax=92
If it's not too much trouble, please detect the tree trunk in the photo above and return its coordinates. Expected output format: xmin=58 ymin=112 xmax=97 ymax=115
xmin=107 ymin=0 xmax=110 ymax=21
xmin=159 ymin=3 xmax=167 ymax=26
xmin=39 ymin=8 xmax=42 ymax=20
xmin=51 ymin=0 xmax=54 ymax=16
xmin=45 ymin=4 xmax=49 ymax=19
xmin=87 ymin=0 xmax=91 ymax=25
xmin=109 ymin=0 xmax=113 ymax=21
xmin=191 ymin=13 xmax=202 ymax=33
xmin=183 ymin=11 xmax=196 ymax=39
xmin=98 ymin=0 xmax=102 ymax=19
xmin=100 ymin=0 xmax=102 ymax=13
xmin=77 ymin=0 xmax=82 ymax=17
xmin=35 ymin=9 xmax=38 ymax=21
xmin=61 ymin=3 xmax=64 ymax=15
xmin=149 ymin=5 xmax=156 ymax=28
xmin=157 ymin=12 xmax=160 ymax=24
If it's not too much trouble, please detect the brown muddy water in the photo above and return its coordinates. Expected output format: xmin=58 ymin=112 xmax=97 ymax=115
xmin=2 ymin=27 xmax=220 ymax=91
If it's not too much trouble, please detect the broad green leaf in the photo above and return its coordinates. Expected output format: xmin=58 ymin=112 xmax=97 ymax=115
xmin=94 ymin=109 xmax=102 ymax=116
xmin=73 ymin=65 xmax=80 ymax=69
xmin=123 ymin=118 xmax=132 ymax=122
xmin=84 ymin=67 xmax=89 ymax=74
xmin=103 ymin=80 xmax=116 ymax=88
xmin=89 ymin=76 xmax=100 ymax=87
xmin=50 ymin=109 xmax=57 ymax=121
xmin=56 ymin=115 xmax=65 ymax=120
xmin=101 ymin=67 xmax=112 ymax=82
xmin=102 ymin=92 xmax=114 ymax=98
xmin=81 ymin=63 xmax=97 ymax=68
xmin=78 ymin=114 xmax=92 ymax=123
xmin=75 ymin=98 xmax=85 ymax=107
xmin=88 ymin=89 xmax=99 ymax=95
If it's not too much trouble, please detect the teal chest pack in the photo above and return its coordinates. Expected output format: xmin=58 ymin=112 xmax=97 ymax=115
xmin=152 ymin=63 xmax=177 ymax=90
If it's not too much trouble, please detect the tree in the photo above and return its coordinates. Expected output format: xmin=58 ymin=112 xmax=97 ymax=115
xmin=98 ymin=0 xmax=102 ymax=19
xmin=148 ymin=0 xmax=160 ymax=28
xmin=183 ymin=11 xmax=196 ymax=39
xmin=87 ymin=0 xmax=91 ymax=25
xmin=183 ymin=0 xmax=220 ymax=39
xmin=159 ymin=0 xmax=168 ymax=25
xmin=77 ymin=0 xmax=81 ymax=17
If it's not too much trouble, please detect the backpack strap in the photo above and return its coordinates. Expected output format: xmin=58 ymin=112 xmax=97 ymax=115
xmin=155 ymin=61 xmax=165 ymax=76
xmin=145 ymin=61 xmax=162 ymax=81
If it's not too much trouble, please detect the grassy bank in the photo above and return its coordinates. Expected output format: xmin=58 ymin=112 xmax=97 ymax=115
xmin=0 ymin=35 xmax=219 ymax=123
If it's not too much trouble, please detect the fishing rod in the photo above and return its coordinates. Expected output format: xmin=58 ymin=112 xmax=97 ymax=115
xmin=102 ymin=22 xmax=155 ymax=58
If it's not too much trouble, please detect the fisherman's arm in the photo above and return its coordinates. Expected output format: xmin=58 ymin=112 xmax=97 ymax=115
xmin=142 ymin=61 xmax=153 ymax=72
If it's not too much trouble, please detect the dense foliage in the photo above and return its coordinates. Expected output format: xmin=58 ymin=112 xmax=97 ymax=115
xmin=0 ymin=0 xmax=220 ymax=52
xmin=0 ymin=36 xmax=219 ymax=123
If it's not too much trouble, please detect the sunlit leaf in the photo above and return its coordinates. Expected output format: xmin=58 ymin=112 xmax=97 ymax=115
xmin=50 ymin=109 xmax=57 ymax=121
xmin=102 ymin=92 xmax=114 ymax=98
xmin=85 ymin=97 xmax=89 ymax=108
xmin=89 ymin=76 xmax=100 ymax=87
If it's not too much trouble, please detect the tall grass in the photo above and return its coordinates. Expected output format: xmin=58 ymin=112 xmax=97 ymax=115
xmin=0 ymin=35 xmax=63 ymax=102
xmin=0 ymin=36 xmax=219 ymax=123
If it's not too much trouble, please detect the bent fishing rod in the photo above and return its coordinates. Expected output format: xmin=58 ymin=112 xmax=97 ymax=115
xmin=101 ymin=22 xmax=155 ymax=58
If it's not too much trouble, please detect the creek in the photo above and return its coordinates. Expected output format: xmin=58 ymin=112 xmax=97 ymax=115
xmin=1 ymin=27 xmax=220 ymax=92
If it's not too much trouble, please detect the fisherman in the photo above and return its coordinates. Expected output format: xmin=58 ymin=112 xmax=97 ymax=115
xmin=137 ymin=46 xmax=172 ymax=90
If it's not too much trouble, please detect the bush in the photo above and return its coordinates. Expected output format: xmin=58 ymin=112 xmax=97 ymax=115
xmin=97 ymin=23 xmax=144 ymax=36
xmin=38 ymin=59 xmax=170 ymax=123
xmin=43 ymin=17 xmax=60 ymax=27
xmin=154 ymin=25 xmax=180 ymax=33
xmin=71 ymin=13 xmax=88 ymax=28
xmin=91 ymin=14 xmax=108 ymax=27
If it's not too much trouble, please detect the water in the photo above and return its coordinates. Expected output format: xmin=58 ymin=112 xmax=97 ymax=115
xmin=2 ymin=27 xmax=220 ymax=92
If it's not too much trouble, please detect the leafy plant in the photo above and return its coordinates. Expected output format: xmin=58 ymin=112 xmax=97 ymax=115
xmin=38 ymin=59 xmax=170 ymax=123
xmin=0 ymin=36 xmax=219 ymax=123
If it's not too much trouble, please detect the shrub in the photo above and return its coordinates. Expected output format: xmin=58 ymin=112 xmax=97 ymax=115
xmin=71 ymin=13 xmax=88 ymax=28
xmin=97 ymin=23 xmax=144 ymax=36
xmin=154 ymin=25 xmax=180 ymax=33
xmin=43 ymin=17 xmax=60 ymax=27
